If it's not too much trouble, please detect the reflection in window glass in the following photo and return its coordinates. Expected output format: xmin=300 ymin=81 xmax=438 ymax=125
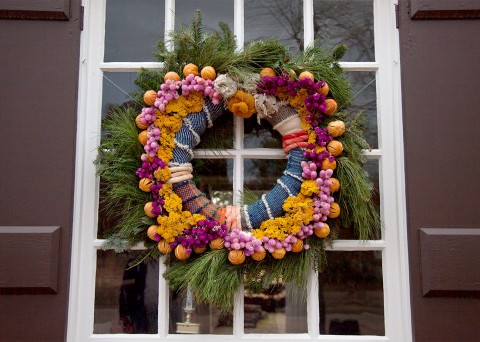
xmin=175 ymin=0 xmax=234 ymax=33
xmin=314 ymin=0 xmax=374 ymax=62
xmin=244 ymin=159 xmax=288 ymax=201
xmin=245 ymin=283 xmax=307 ymax=333
xmin=169 ymin=289 xmax=233 ymax=334
xmin=244 ymin=116 xmax=282 ymax=149
xmin=192 ymin=159 xmax=234 ymax=207
xmin=343 ymin=72 xmax=377 ymax=149
xmin=102 ymin=72 xmax=142 ymax=118
xmin=105 ymin=0 xmax=165 ymax=62
xmin=94 ymin=250 xmax=159 ymax=334
xmin=336 ymin=160 xmax=380 ymax=240
xmin=319 ymin=251 xmax=384 ymax=336
xmin=245 ymin=0 xmax=303 ymax=52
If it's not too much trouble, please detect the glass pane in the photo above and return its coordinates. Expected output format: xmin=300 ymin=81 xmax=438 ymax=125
xmin=319 ymin=251 xmax=384 ymax=336
xmin=344 ymin=71 xmax=377 ymax=149
xmin=244 ymin=116 xmax=283 ymax=149
xmin=105 ymin=0 xmax=165 ymax=62
xmin=102 ymin=72 xmax=142 ymax=118
xmin=94 ymin=250 xmax=159 ymax=334
xmin=245 ymin=0 xmax=303 ymax=52
xmin=245 ymin=283 xmax=307 ymax=333
xmin=244 ymin=159 xmax=288 ymax=200
xmin=314 ymin=0 xmax=374 ymax=62
xmin=336 ymin=160 xmax=380 ymax=240
xmin=175 ymin=0 xmax=234 ymax=33
xmin=169 ymin=289 xmax=233 ymax=334
xmin=192 ymin=159 xmax=234 ymax=207
xmin=197 ymin=110 xmax=234 ymax=149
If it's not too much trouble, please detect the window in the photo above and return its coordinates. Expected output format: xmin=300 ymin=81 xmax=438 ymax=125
xmin=69 ymin=0 xmax=411 ymax=340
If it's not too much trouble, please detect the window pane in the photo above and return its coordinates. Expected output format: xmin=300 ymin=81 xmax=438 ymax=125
xmin=94 ymin=250 xmax=159 ymax=334
xmin=105 ymin=0 xmax=165 ymax=62
xmin=175 ymin=0 xmax=234 ymax=33
xmin=197 ymin=110 xmax=234 ymax=149
xmin=319 ymin=251 xmax=384 ymax=336
xmin=102 ymin=72 xmax=141 ymax=118
xmin=244 ymin=159 xmax=288 ymax=199
xmin=245 ymin=0 xmax=303 ymax=52
xmin=192 ymin=159 xmax=234 ymax=207
xmin=245 ymin=283 xmax=307 ymax=333
xmin=344 ymin=71 xmax=378 ymax=149
xmin=314 ymin=0 xmax=374 ymax=62
xmin=244 ymin=116 xmax=283 ymax=149
xmin=336 ymin=160 xmax=380 ymax=240
xmin=169 ymin=289 xmax=233 ymax=334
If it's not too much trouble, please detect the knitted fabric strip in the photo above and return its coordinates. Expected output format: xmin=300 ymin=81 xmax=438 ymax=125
xmin=171 ymin=98 xmax=224 ymax=165
xmin=265 ymin=105 xmax=297 ymax=127
xmin=173 ymin=180 xmax=224 ymax=222
xmin=245 ymin=148 xmax=305 ymax=228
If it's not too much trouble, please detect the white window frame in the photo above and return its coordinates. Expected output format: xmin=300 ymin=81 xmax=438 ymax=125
xmin=68 ymin=0 xmax=412 ymax=341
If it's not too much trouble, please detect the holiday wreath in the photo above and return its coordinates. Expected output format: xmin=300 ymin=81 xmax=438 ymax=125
xmin=96 ymin=12 xmax=380 ymax=311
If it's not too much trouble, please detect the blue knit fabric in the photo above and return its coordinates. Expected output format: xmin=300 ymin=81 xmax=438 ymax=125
xmin=172 ymin=98 xmax=225 ymax=164
xmin=246 ymin=148 xmax=305 ymax=228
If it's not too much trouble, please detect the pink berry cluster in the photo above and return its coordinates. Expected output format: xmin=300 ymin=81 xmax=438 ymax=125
xmin=154 ymin=80 xmax=181 ymax=111
xmin=136 ymin=156 xmax=166 ymax=179
xmin=171 ymin=220 xmax=228 ymax=254
xmin=181 ymin=74 xmax=222 ymax=104
xmin=261 ymin=235 xmax=311 ymax=253
xmin=302 ymin=160 xmax=335 ymax=226
xmin=138 ymin=107 xmax=156 ymax=127
xmin=224 ymin=229 xmax=263 ymax=256
xmin=144 ymin=124 xmax=161 ymax=157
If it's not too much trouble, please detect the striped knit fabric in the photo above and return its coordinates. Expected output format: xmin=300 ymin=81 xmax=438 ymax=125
xmin=243 ymin=148 xmax=305 ymax=229
xmin=171 ymin=98 xmax=225 ymax=165
xmin=173 ymin=180 xmax=224 ymax=222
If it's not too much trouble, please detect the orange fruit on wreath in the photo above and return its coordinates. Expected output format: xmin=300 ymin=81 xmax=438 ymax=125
xmin=164 ymin=71 xmax=181 ymax=82
xmin=329 ymin=178 xmax=340 ymax=193
xmin=209 ymin=237 xmax=224 ymax=250
xmin=194 ymin=246 xmax=207 ymax=254
xmin=328 ymin=202 xmax=341 ymax=218
xmin=314 ymin=223 xmax=330 ymax=238
xmin=135 ymin=114 xmax=148 ymax=129
xmin=200 ymin=66 xmax=216 ymax=80
xmin=299 ymin=71 xmax=314 ymax=81
xmin=324 ymin=99 xmax=338 ymax=115
xmin=272 ymin=247 xmax=286 ymax=259
xmin=147 ymin=225 xmax=158 ymax=240
xmin=139 ymin=178 xmax=153 ymax=192
xmin=143 ymin=90 xmax=157 ymax=106
xmin=158 ymin=240 xmax=172 ymax=254
xmin=174 ymin=245 xmax=190 ymax=260
xmin=144 ymin=202 xmax=157 ymax=218
xmin=327 ymin=120 xmax=346 ymax=138
xmin=251 ymin=247 xmax=266 ymax=261
xmin=321 ymin=158 xmax=337 ymax=171
xmin=260 ymin=67 xmax=276 ymax=78
xmin=138 ymin=130 xmax=148 ymax=145
xmin=228 ymin=250 xmax=246 ymax=265
xmin=291 ymin=239 xmax=304 ymax=253
xmin=317 ymin=82 xmax=329 ymax=96
xmin=327 ymin=140 xmax=344 ymax=157
xmin=183 ymin=63 xmax=199 ymax=77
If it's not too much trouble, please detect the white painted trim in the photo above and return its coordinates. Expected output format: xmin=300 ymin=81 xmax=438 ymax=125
xmin=100 ymin=62 xmax=163 ymax=71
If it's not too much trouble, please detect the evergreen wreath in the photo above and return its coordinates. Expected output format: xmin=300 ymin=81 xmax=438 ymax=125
xmin=96 ymin=10 xmax=380 ymax=312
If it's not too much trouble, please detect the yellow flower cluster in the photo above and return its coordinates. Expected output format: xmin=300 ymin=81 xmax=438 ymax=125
xmin=289 ymin=89 xmax=308 ymax=108
xmin=300 ymin=180 xmax=320 ymax=197
xmin=156 ymin=211 xmax=207 ymax=243
xmin=252 ymin=195 xmax=314 ymax=241
xmin=154 ymin=92 xmax=204 ymax=164
xmin=154 ymin=167 xmax=171 ymax=182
